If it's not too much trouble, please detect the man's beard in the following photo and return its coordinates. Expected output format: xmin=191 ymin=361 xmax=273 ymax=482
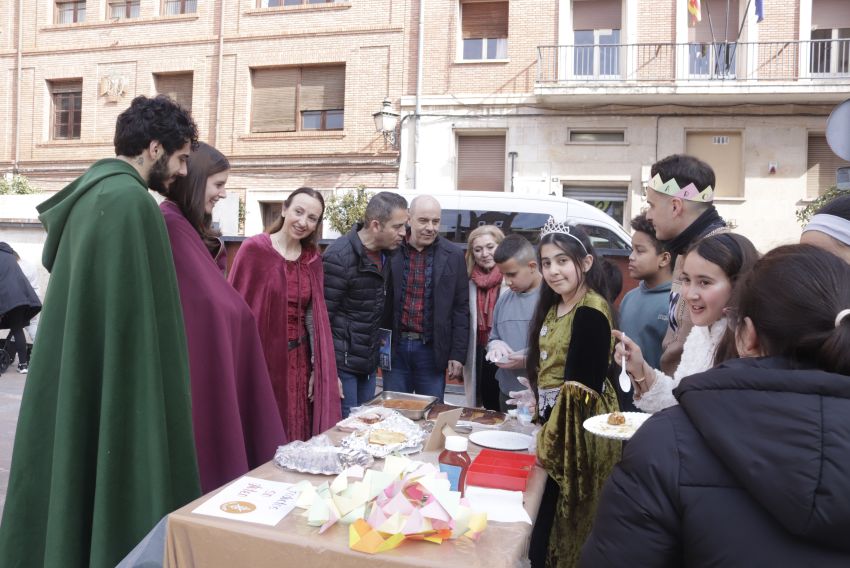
xmin=148 ymin=152 xmax=172 ymax=193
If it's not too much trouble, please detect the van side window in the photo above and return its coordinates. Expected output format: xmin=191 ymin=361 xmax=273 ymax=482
xmin=441 ymin=210 xmax=549 ymax=244
xmin=575 ymin=224 xmax=630 ymax=252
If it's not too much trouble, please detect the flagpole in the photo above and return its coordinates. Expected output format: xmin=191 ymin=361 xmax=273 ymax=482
xmin=735 ymin=0 xmax=753 ymax=44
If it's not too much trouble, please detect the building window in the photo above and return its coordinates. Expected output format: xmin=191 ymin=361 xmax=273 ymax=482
xmin=807 ymin=134 xmax=850 ymax=197
xmin=110 ymin=0 xmax=140 ymax=18
xmin=56 ymin=1 xmax=86 ymax=24
xmin=163 ymin=0 xmax=197 ymax=15
xmin=811 ymin=1 xmax=850 ymax=75
xmin=457 ymin=134 xmax=506 ymax=191
xmin=685 ymin=131 xmax=743 ymax=198
xmin=261 ymin=0 xmax=338 ymax=5
xmin=686 ymin=0 xmax=739 ymax=78
xmin=154 ymin=72 xmax=194 ymax=111
xmin=563 ymin=186 xmax=628 ymax=226
xmin=50 ymin=80 xmax=83 ymax=140
xmin=460 ymin=1 xmax=508 ymax=61
xmin=572 ymin=0 xmax=621 ymax=77
xmin=251 ymin=65 xmax=345 ymax=133
xmin=568 ymin=129 xmax=625 ymax=143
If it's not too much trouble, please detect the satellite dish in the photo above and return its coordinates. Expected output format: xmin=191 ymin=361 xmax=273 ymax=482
xmin=826 ymin=99 xmax=850 ymax=162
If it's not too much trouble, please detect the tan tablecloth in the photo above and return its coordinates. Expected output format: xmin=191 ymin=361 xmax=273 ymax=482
xmin=165 ymin=427 xmax=546 ymax=568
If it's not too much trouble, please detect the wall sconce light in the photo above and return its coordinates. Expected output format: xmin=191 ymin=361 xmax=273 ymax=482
xmin=372 ymin=98 xmax=400 ymax=149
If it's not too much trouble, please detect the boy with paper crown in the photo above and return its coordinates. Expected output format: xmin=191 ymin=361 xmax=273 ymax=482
xmin=643 ymin=154 xmax=727 ymax=375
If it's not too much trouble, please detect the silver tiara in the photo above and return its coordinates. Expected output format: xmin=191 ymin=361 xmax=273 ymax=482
xmin=540 ymin=217 xmax=588 ymax=254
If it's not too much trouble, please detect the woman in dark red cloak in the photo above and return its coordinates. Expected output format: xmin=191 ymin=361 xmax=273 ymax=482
xmin=157 ymin=142 xmax=287 ymax=493
xmin=229 ymin=187 xmax=341 ymax=441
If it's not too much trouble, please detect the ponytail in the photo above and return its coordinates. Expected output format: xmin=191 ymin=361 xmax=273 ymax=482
xmin=725 ymin=244 xmax=850 ymax=375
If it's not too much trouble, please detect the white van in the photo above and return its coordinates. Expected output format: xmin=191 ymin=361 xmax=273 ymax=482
xmin=325 ymin=190 xmax=632 ymax=256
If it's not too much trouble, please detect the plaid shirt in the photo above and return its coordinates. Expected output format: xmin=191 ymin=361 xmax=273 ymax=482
xmin=401 ymin=244 xmax=428 ymax=333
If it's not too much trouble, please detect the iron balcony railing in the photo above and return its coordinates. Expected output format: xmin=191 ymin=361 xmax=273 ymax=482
xmin=537 ymin=40 xmax=850 ymax=84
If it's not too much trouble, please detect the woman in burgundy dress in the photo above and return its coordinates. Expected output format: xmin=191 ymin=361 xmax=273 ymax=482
xmin=229 ymin=187 xmax=341 ymax=441
xmin=157 ymin=142 xmax=286 ymax=492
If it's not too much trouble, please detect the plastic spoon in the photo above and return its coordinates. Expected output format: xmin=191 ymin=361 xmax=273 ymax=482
xmin=619 ymin=334 xmax=631 ymax=393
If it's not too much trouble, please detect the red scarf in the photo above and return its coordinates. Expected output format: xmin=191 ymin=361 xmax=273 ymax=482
xmin=471 ymin=264 xmax=502 ymax=345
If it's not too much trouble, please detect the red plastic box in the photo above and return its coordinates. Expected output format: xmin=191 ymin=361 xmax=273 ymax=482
xmin=467 ymin=449 xmax=537 ymax=492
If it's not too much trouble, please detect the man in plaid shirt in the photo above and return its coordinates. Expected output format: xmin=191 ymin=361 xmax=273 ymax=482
xmin=384 ymin=195 xmax=469 ymax=402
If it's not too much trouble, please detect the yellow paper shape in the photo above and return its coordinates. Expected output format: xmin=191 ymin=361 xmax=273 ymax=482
xmin=349 ymin=519 xmax=406 ymax=554
xmin=377 ymin=512 xmax=406 ymax=534
xmin=293 ymin=481 xmax=317 ymax=509
xmin=330 ymin=472 xmax=349 ymax=494
xmin=340 ymin=504 xmax=366 ymax=525
xmin=383 ymin=455 xmax=412 ymax=479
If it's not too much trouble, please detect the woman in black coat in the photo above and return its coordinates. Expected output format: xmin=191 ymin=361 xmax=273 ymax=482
xmin=581 ymin=244 xmax=850 ymax=567
xmin=0 ymin=243 xmax=41 ymax=373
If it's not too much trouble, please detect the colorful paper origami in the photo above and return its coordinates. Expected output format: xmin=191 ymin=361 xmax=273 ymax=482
xmin=297 ymin=458 xmax=487 ymax=554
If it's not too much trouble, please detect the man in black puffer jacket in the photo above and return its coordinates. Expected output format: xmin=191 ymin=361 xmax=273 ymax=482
xmin=323 ymin=192 xmax=408 ymax=417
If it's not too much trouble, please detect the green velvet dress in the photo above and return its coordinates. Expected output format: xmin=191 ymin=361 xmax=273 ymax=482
xmin=535 ymin=290 xmax=621 ymax=568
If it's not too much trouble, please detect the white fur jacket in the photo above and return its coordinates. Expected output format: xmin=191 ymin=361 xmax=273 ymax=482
xmin=635 ymin=318 xmax=727 ymax=414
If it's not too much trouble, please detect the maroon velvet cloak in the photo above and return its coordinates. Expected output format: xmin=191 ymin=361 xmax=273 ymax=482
xmin=228 ymin=233 xmax=341 ymax=436
xmin=161 ymin=201 xmax=287 ymax=493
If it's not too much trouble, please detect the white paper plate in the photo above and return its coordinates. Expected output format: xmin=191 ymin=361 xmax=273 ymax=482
xmin=583 ymin=412 xmax=651 ymax=441
xmin=468 ymin=430 xmax=533 ymax=451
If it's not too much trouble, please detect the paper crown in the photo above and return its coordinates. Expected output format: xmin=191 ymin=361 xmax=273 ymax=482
xmin=540 ymin=217 xmax=588 ymax=254
xmin=647 ymin=173 xmax=714 ymax=202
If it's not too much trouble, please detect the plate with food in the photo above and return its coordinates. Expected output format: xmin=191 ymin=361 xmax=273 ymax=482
xmin=340 ymin=412 xmax=427 ymax=458
xmin=365 ymin=392 xmax=437 ymax=420
xmin=427 ymin=403 xmax=506 ymax=427
xmin=583 ymin=411 xmax=651 ymax=441
xmin=336 ymin=407 xmax=397 ymax=432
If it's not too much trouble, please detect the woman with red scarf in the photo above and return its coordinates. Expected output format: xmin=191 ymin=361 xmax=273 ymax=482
xmin=463 ymin=225 xmax=505 ymax=409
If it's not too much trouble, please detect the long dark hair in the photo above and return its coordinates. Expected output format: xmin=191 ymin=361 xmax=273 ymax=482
xmin=676 ymin=233 xmax=759 ymax=363
xmin=161 ymin=141 xmax=227 ymax=257
xmin=526 ymin=227 xmax=611 ymax=391
xmin=718 ymin=244 xmax=850 ymax=374
xmin=266 ymin=187 xmax=325 ymax=249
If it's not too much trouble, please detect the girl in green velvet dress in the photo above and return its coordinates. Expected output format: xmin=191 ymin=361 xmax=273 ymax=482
xmin=526 ymin=220 xmax=621 ymax=568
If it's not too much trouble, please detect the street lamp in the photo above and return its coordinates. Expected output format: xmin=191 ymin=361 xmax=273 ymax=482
xmin=372 ymin=98 xmax=400 ymax=149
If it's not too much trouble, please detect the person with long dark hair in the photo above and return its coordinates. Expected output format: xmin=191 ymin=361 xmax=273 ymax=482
xmin=157 ymin=142 xmax=287 ymax=492
xmin=582 ymin=244 xmax=850 ymax=566
xmin=526 ymin=218 xmax=620 ymax=568
xmin=615 ymin=233 xmax=759 ymax=412
xmin=229 ymin=187 xmax=341 ymax=441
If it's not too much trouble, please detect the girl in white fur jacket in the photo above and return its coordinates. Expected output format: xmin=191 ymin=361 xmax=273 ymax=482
xmin=615 ymin=233 xmax=759 ymax=413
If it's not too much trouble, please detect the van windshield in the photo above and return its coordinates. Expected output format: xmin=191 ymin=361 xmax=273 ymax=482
xmin=440 ymin=209 xmax=630 ymax=254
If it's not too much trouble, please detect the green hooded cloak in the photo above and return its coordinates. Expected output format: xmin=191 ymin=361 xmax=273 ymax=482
xmin=0 ymin=159 xmax=201 ymax=567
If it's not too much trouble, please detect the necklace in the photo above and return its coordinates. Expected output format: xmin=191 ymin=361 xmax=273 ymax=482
xmin=272 ymin=231 xmax=301 ymax=261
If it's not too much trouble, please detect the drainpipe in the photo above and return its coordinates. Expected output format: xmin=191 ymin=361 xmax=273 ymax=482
xmin=413 ymin=0 xmax=424 ymax=190
xmin=13 ymin=0 xmax=23 ymax=172
xmin=214 ymin=0 xmax=226 ymax=146
xmin=508 ymin=151 xmax=517 ymax=192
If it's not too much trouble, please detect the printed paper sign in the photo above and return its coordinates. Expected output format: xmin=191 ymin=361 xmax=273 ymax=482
xmin=192 ymin=476 xmax=300 ymax=526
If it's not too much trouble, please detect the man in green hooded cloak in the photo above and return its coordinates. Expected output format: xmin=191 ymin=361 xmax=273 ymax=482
xmin=0 ymin=95 xmax=202 ymax=568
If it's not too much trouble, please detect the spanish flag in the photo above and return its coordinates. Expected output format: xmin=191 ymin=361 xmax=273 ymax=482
xmin=688 ymin=0 xmax=701 ymax=25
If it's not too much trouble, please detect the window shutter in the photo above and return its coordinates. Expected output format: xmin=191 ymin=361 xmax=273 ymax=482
xmin=457 ymin=135 xmax=506 ymax=191
xmin=251 ymin=67 xmax=298 ymax=133
xmin=461 ymin=2 xmax=508 ymax=39
xmin=808 ymin=134 xmax=850 ymax=197
xmin=572 ymin=0 xmax=622 ymax=31
xmin=155 ymin=73 xmax=193 ymax=110
xmin=300 ymin=66 xmax=345 ymax=111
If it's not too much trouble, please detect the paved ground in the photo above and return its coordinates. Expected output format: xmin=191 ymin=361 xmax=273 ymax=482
xmin=0 ymin=371 xmax=25 ymax=519
xmin=0 ymin=371 xmax=464 ymax=520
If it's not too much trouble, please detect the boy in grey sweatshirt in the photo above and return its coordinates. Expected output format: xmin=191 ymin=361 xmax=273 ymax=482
xmin=485 ymin=235 xmax=542 ymax=412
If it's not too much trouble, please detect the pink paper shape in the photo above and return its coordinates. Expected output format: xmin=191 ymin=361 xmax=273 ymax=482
xmin=420 ymin=499 xmax=451 ymax=523
xmin=383 ymin=491 xmax=415 ymax=516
